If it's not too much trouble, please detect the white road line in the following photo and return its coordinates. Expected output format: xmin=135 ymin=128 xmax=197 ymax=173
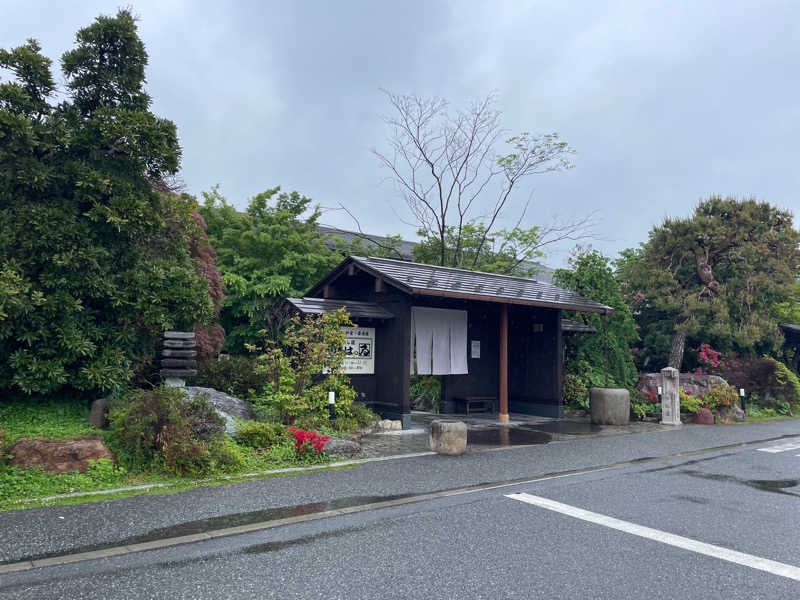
xmin=506 ymin=492 xmax=800 ymax=582
xmin=757 ymin=441 xmax=800 ymax=453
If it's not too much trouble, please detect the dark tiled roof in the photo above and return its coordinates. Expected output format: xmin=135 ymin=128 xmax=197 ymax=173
xmin=561 ymin=318 xmax=598 ymax=334
xmin=286 ymin=297 xmax=394 ymax=320
xmin=316 ymin=224 xmax=554 ymax=283
xmin=315 ymin=256 xmax=612 ymax=314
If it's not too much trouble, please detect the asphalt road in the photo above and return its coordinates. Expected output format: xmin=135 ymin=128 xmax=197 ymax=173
xmin=2 ymin=421 xmax=800 ymax=599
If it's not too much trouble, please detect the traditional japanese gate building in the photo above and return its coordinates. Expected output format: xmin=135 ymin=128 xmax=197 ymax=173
xmin=288 ymin=256 xmax=613 ymax=428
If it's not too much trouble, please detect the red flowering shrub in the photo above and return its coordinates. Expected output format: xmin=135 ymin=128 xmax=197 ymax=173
xmin=690 ymin=343 xmax=724 ymax=376
xmin=286 ymin=427 xmax=330 ymax=458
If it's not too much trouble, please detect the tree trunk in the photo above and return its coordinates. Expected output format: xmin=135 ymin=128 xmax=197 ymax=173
xmin=668 ymin=330 xmax=686 ymax=370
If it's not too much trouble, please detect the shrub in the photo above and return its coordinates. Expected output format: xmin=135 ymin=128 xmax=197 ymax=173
xmin=286 ymin=427 xmax=329 ymax=462
xmin=252 ymin=310 xmax=357 ymax=425
xmin=563 ymin=374 xmax=589 ymax=410
xmin=679 ymin=390 xmax=704 ymax=415
xmin=234 ymin=421 xmax=291 ymax=449
xmin=195 ymin=356 xmax=268 ymax=399
xmin=0 ymin=427 xmax=11 ymax=470
xmin=106 ymin=386 xmax=226 ymax=476
xmin=703 ymin=382 xmax=739 ymax=413
xmin=765 ymin=357 xmax=800 ymax=407
xmin=629 ymin=387 xmax=658 ymax=420
xmin=183 ymin=394 xmax=225 ymax=441
xmin=349 ymin=403 xmax=379 ymax=428
xmin=410 ymin=376 xmax=441 ymax=412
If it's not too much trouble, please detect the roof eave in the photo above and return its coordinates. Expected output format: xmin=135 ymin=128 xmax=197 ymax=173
xmin=410 ymin=287 xmax=614 ymax=314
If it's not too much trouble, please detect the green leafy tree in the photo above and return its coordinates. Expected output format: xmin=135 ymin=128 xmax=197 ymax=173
xmin=554 ymin=249 xmax=639 ymax=388
xmin=412 ymin=220 xmax=550 ymax=277
xmin=617 ymin=197 xmax=800 ymax=371
xmin=0 ymin=11 xmax=213 ymax=396
xmin=199 ymin=186 xmax=341 ymax=351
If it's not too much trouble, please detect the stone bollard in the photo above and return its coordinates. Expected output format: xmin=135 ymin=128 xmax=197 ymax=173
xmin=160 ymin=331 xmax=198 ymax=387
xmin=428 ymin=419 xmax=467 ymax=456
xmin=660 ymin=367 xmax=681 ymax=426
xmin=590 ymin=388 xmax=630 ymax=425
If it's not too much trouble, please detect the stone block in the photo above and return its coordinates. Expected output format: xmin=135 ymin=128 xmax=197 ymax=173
xmin=164 ymin=331 xmax=196 ymax=340
xmin=159 ymin=368 xmax=198 ymax=378
xmin=590 ymin=387 xmax=630 ymax=425
xmin=89 ymin=397 xmax=109 ymax=429
xmin=161 ymin=358 xmax=198 ymax=368
xmin=163 ymin=339 xmax=197 ymax=348
xmin=324 ymin=438 xmax=362 ymax=458
xmin=428 ymin=419 xmax=467 ymax=456
xmin=161 ymin=349 xmax=198 ymax=358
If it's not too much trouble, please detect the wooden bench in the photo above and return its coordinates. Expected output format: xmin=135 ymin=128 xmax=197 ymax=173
xmin=454 ymin=396 xmax=496 ymax=415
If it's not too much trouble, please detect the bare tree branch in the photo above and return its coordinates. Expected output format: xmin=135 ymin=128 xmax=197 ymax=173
xmin=373 ymin=90 xmax=578 ymax=270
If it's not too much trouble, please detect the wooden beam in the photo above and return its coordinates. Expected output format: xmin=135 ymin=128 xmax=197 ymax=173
xmin=322 ymin=285 xmax=331 ymax=299
xmin=347 ymin=264 xmax=355 ymax=276
xmin=374 ymin=277 xmax=384 ymax=293
xmin=499 ymin=304 xmax=509 ymax=423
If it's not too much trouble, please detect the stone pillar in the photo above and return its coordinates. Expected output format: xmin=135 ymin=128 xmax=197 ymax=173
xmin=660 ymin=367 xmax=680 ymax=426
xmin=160 ymin=331 xmax=198 ymax=387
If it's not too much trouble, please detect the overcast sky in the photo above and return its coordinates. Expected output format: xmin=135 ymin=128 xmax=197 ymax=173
xmin=3 ymin=1 xmax=799 ymax=266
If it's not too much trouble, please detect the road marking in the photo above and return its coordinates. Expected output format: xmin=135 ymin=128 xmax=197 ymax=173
xmin=757 ymin=441 xmax=800 ymax=453
xmin=506 ymin=492 xmax=800 ymax=582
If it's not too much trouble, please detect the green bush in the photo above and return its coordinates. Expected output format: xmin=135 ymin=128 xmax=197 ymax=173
xmin=703 ymin=382 xmax=739 ymax=413
xmin=765 ymin=357 xmax=800 ymax=407
xmin=194 ymin=356 xmax=269 ymax=399
xmin=349 ymin=403 xmax=379 ymax=428
xmin=563 ymin=374 xmax=589 ymax=410
xmin=183 ymin=394 xmax=225 ymax=442
xmin=0 ymin=427 xmax=11 ymax=470
xmin=629 ymin=387 xmax=658 ymax=420
xmin=234 ymin=421 xmax=291 ymax=449
xmin=679 ymin=390 xmax=704 ymax=414
xmin=410 ymin=376 xmax=441 ymax=412
xmin=106 ymin=386 xmax=227 ymax=476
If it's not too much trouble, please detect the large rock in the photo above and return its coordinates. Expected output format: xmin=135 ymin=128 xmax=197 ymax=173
xmin=10 ymin=435 xmax=115 ymax=474
xmin=376 ymin=419 xmax=402 ymax=431
xmin=692 ymin=407 xmax=715 ymax=425
xmin=184 ymin=386 xmax=256 ymax=436
xmin=637 ymin=372 xmax=726 ymax=398
xmin=590 ymin=387 xmax=630 ymax=425
xmin=324 ymin=437 xmax=362 ymax=458
xmin=88 ymin=397 xmax=110 ymax=430
xmin=428 ymin=419 xmax=467 ymax=456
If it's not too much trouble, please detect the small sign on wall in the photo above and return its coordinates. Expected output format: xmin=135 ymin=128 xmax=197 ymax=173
xmin=471 ymin=340 xmax=481 ymax=359
xmin=342 ymin=327 xmax=375 ymax=374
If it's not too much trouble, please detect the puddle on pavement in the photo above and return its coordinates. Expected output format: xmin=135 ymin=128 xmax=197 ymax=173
xmin=467 ymin=425 xmax=552 ymax=447
xmin=2 ymin=495 xmax=409 ymax=565
xmin=523 ymin=421 xmax=605 ymax=436
xmin=681 ymin=470 xmax=800 ymax=496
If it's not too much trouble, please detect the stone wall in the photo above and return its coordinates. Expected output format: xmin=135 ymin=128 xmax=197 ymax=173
xmin=637 ymin=372 xmax=726 ymax=398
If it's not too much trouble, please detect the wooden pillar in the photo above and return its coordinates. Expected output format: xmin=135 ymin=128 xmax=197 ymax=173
xmin=499 ymin=303 xmax=509 ymax=423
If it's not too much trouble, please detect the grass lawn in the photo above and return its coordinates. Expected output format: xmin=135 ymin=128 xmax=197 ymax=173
xmin=0 ymin=397 xmax=340 ymax=512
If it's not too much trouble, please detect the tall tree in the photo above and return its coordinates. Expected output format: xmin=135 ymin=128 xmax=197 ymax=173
xmin=373 ymin=91 xmax=591 ymax=270
xmin=199 ymin=186 xmax=340 ymax=351
xmin=554 ymin=249 xmax=639 ymax=387
xmin=0 ymin=11 xmax=212 ymax=396
xmin=617 ymin=197 xmax=800 ymax=371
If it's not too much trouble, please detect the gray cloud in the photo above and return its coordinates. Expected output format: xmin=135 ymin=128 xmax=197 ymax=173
xmin=3 ymin=0 xmax=798 ymax=266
